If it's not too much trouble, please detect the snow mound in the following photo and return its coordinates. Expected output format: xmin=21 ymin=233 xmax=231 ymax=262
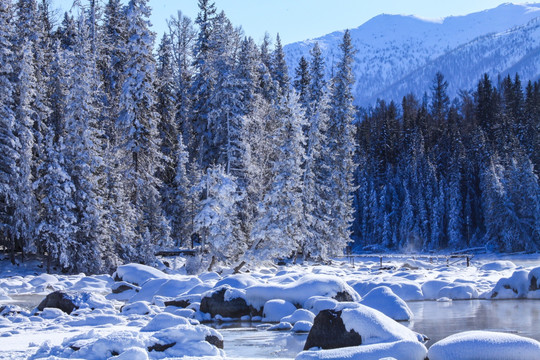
xmin=262 ymin=299 xmax=297 ymax=322
xmin=65 ymin=314 xmax=125 ymax=327
xmin=296 ymin=339 xmax=427 ymax=360
xmin=69 ymin=276 xmax=113 ymax=292
xmin=421 ymin=280 xmax=452 ymax=300
xmin=360 ymin=286 xmax=413 ymax=321
xmin=292 ymin=320 xmax=313 ymax=333
xmin=129 ymin=277 xmax=201 ymax=302
xmin=281 ymin=309 xmax=316 ymax=324
xmin=267 ymin=321 xmax=293 ymax=331
xmin=214 ymin=274 xmax=260 ymax=289
xmin=489 ymin=270 xmax=529 ymax=299
xmin=438 ymin=283 xmax=478 ymax=300
xmin=428 ymin=330 xmax=540 ymax=360
xmin=350 ymin=280 xmax=423 ymax=301
xmin=303 ymin=296 xmax=338 ymax=314
xmin=39 ymin=308 xmax=65 ymax=319
xmin=528 ymin=266 xmax=540 ymax=291
xmin=246 ymin=274 xmax=360 ymax=310
xmin=140 ymin=313 xmax=190 ymax=331
xmin=121 ymin=301 xmax=154 ymax=316
xmin=480 ymin=261 xmax=516 ymax=271
xmin=113 ymin=264 xmax=168 ymax=286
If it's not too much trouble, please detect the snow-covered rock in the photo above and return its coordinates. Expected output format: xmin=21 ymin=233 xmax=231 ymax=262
xmin=37 ymin=291 xmax=113 ymax=314
xmin=350 ymin=280 xmax=423 ymax=301
xmin=200 ymin=287 xmax=253 ymax=318
xmin=121 ymin=301 xmax=153 ymax=316
xmin=281 ymin=308 xmax=316 ymax=324
xmin=292 ymin=320 xmax=313 ymax=333
xmin=527 ymin=266 xmax=540 ymax=291
xmin=360 ymin=286 xmax=413 ymax=321
xmin=480 ymin=261 xmax=516 ymax=272
xmin=262 ymin=299 xmax=297 ymax=322
xmin=246 ymin=274 xmax=360 ymax=310
xmin=428 ymin=331 xmax=540 ymax=360
xmin=421 ymin=280 xmax=452 ymax=300
xmin=140 ymin=313 xmax=190 ymax=331
xmin=489 ymin=270 xmax=529 ymax=299
xmin=113 ymin=264 xmax=168 ymax=286
xmin=303 ymin=296 xmax=339 ymax=314
xmin=438 ymin=283 xmax=478 ymax=300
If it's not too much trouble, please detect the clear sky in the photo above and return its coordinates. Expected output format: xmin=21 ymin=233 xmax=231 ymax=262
xmin=51 ymin=1 xmax=534 ymax=45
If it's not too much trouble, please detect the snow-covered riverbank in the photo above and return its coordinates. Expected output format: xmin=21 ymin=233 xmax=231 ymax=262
xmin=1 ymin=254 xmax=539 ymax=359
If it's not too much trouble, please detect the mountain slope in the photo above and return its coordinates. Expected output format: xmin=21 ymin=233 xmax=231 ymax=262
xmin=283 ymin=3 xmax=540 ymax=106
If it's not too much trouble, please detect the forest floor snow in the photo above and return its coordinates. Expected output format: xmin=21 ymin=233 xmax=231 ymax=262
xmin=0 ymin=253 xmax=539 ymax=359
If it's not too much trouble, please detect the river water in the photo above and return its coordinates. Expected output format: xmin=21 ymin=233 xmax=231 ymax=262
xmin=218 ymin=299 xmax=540 ymax=359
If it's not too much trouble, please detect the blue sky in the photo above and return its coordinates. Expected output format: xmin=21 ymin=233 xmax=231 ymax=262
xmin=52 ymin=1 xmax=532 ymax=44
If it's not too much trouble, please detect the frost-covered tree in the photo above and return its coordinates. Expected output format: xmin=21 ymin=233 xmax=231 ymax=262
xmin=117 ymin=0 xmax=170 ymax=257
xmin=0 ymin=0 xmax=20 ymax=261
xmin=194 ymin=165 xmax=244 ymax=267
xmin=324 ymin=30 xmax=357 ymax=255
xmin=250 ymin=93 xmax=308 ymax=262
xmin=35 ymin=134 xmax=77 ymax=273
xmin=63 ymin=15 xmax=111 ymax=273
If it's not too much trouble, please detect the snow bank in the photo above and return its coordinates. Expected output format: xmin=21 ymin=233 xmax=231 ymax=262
xmin=296 ymin=339 xmax=427 ymax=360
xmin=360 ymin=286 xmax=413 ymax=321
xmin=121 ymin=301 xmax=154 ymax=316
xmin=428 ymin=331 xmax=540 ymax=360
xmin=245 ymin=274 xmax=360 ymax=310
xmin=292 ymin=320 xmax=313 ymax=333
xmin=214 ymin=274 xmax=260 ymax=289
xmin=113 ymin=264 xmax=169 ymax=286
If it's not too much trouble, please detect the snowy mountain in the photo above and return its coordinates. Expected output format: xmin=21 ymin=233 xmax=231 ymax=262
xmin=283 ymin=3 xmax=540 ymax=106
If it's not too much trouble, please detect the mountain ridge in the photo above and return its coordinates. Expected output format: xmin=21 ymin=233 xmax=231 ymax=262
xmin=284 ymin=3 xmax=540 ymax=106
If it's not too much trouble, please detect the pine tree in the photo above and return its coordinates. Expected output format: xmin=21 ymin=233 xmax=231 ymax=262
xmin=271 ymin=34 xmax=289 ymax=98
xmin=117 ymin=0 xmax=170 ymax=259
xmin=294 ymin=56 xmax=310 ymax=109
xmin=63 ymin=15 xmax=111 ymax=273
xmin=0 ymin=0 xmax=19 ymax=260
xmin=324 ymin=30 xmax=357 ymax=255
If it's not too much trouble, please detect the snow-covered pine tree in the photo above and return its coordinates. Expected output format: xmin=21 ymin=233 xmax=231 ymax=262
xmin=302 ymin=43 xmax=334 ymax=259
xmin=294 ymin=56 xmax=310 ymax=109
xmin=194 ymin=165 xmax=244 ymax=268
xmin=156 ymin=33 xmax=180 ymax=242
xmin=35 ymin=133 xmax=77 ymax=273
xmin=63 ymin=15 xmax=112 ymax=273
xmin=250 ymin=93 xmax=308 ymax=263
xmin=323 ymin=30 xmax=357 ymax=256
xmin=169 ymin=134 xmax=193 ymax=247
xmin=168 ymin=10 xmax=195 ymax=155
xmin=191 ymin=0 xmax=217 ymax=167
xmin=270 ymin=34 xmax=289 ymax=99
xmin=117 ymin=0 xmax=171 ymax=260
xmin=0 ymin=0 xmax=20 ymax=261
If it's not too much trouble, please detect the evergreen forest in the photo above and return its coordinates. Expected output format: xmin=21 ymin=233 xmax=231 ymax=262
xmin=0 ymin=0 xmax=538 ymax=274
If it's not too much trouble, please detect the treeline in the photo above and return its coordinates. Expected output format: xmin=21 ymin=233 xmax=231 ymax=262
xmin=0 ymin=0 xmax=538 ymax=275
xmin=353 ymin=73 xmax=540 ymax=253
xmin=0 ymin=0 xmax=357 ymax=273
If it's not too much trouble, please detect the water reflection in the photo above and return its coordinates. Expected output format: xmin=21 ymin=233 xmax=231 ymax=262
xmin=406 ymin=299 xmax=540 ymax=347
